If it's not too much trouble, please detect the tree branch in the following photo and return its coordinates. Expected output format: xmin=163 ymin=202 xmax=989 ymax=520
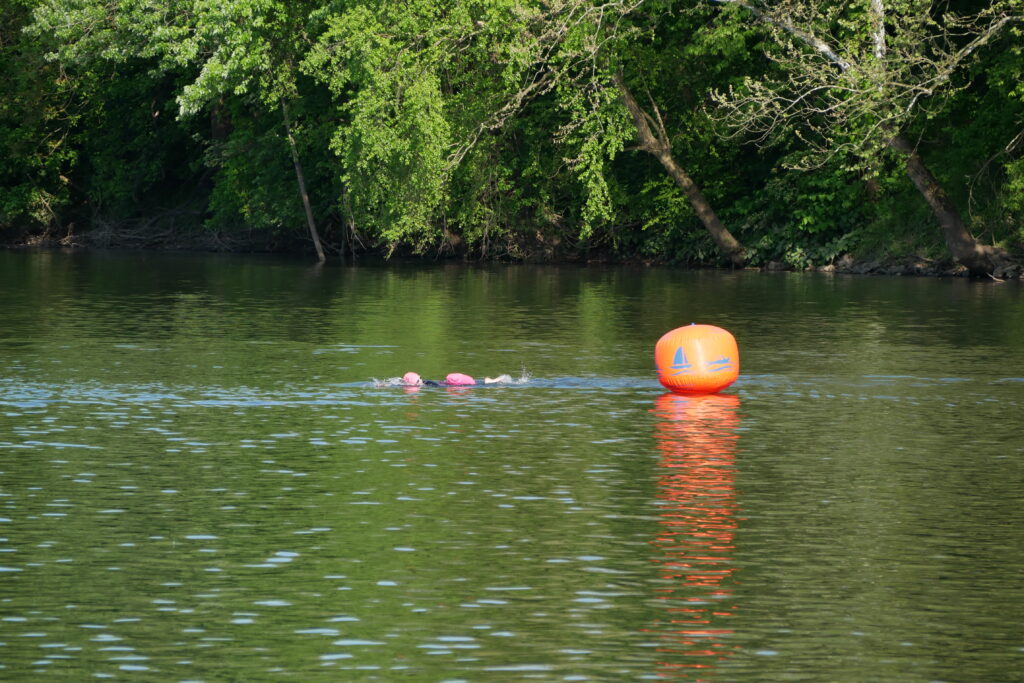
xmin=869 ymin=0 xmax=886 ymax=59
xmin=711 ymin=0 xmax=851 ymax=71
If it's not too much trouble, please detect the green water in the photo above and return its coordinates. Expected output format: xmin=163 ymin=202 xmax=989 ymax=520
xmin=1 ymin=250 xmax=1023 ymax=681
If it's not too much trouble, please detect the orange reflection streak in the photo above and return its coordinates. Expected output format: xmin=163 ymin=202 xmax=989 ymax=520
xmin=646 ymin=392 xmax=741 ymax=679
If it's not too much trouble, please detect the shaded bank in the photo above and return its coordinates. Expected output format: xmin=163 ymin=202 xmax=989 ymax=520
xmin=4 ymin=222 xmax=1021 ymax=280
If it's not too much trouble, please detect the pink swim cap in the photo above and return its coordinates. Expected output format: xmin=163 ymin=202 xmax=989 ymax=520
xmin=444 ymin=372 xmax=476 ymax=386
xmin=402 ymin=371 xmax=422 ymax=386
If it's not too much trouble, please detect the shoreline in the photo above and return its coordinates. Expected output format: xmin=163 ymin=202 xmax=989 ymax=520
xmin=4 ymin=228 xmax=1021 ymax=280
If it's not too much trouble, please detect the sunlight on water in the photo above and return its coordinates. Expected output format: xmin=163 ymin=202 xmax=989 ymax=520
xmin=0 ymin=251 xmax=1022 ymax=680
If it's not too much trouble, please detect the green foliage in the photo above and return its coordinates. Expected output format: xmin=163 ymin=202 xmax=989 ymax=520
xmin=725 ymin=158 xmax=869 ymax=267
xmin=555 ymin=79 xmax=634 ymax=237
xmin=303 ymin=3 xmax=453 ymax=247
xmin=0 ymin=0 xmax=78 ymax=229
xmin=204 ymin=113 xmax=298 ymax=231
xmin=2 ymin=0 xmax=1021 ymax=267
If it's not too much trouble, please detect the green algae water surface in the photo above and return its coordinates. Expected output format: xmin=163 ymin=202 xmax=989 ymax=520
xmin=1 ymin=250 xmax=1023 ymax=681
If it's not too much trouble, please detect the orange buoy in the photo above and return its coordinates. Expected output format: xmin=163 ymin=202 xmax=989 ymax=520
xmin=655 ymin=324 xmax=739 ymax=394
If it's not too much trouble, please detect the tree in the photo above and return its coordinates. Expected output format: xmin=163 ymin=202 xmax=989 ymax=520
xmin=613 ymin=73 xmax=746 ymax=265
xmin=0 ymin=0 xmax=79 ymax=232
xmin=710 ymin=0 xmax=1022 ymax=275
xmin=31 ymin=0 xmax=332 ymax=260
xmin=302 ymin=0 xmax=748 ymax=263
xmin=506 ymin=0 xmax=748 ymax=264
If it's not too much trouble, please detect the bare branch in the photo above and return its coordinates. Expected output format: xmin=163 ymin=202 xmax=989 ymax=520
xmin=711 ymin=0 xmax=851 ymax=71
xmin=446 ymin=0 xmax=647 ymax=169
xmin=709 ymin=0 xmax=1023 ymax=168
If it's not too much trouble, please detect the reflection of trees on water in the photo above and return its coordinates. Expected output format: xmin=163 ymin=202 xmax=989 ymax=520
xmin=647 ymin=393 xmax=741 ymax=678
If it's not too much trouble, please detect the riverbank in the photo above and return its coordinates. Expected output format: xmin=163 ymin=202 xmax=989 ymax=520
xmin=4 ymin=224 xmax=1021 ymax=280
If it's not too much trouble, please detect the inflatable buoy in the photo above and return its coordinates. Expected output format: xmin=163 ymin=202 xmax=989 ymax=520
xmin=655 ymin=324 xmax=739 ymax=394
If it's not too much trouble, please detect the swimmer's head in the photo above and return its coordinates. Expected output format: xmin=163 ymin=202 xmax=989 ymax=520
xmin=402 ymin=371 xmax=422 ymax=386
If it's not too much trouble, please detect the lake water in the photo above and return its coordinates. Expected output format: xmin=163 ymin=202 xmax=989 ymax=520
xmin=1 ymin=250 xmax=1022 ymax=681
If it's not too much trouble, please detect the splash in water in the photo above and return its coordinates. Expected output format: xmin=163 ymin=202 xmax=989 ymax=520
xmin=372 ymin=368 xmax=531 ymax=388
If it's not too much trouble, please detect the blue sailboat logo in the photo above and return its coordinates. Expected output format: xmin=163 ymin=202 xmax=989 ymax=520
xmin=670 ymin=347 xmax=693 ymax=375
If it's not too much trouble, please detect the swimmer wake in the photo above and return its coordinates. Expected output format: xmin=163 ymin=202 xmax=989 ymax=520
xmin=372 ymin=370 xmax=530 ymax=388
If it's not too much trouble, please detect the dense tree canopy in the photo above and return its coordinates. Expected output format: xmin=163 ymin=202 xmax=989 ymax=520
xmin=3 ymin=0 xmax=1022 ymax=274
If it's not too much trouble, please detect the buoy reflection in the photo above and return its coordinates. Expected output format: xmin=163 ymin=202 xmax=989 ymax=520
xmin=647 ymin=392 xmax=741 ymax=677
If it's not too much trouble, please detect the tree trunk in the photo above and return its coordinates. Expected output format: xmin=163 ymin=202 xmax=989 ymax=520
xmin=613 ymin=74 xmax=745 ymax=266
xmin=888 ymin=133 xmax=1011 ymax=276
xmin=211 ymin=96 xmax=230 ymax=142
xmin=654 ymin=150 xmax=746 ymax=267
xmin=282 ymin=100 xmax=326 ymax=264
xmin=342 ymin=188 xmax=359 ymax=264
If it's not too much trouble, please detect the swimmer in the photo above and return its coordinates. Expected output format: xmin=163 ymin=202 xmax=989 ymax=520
xmin=401 ymin=372 xmax=513 ymax=387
